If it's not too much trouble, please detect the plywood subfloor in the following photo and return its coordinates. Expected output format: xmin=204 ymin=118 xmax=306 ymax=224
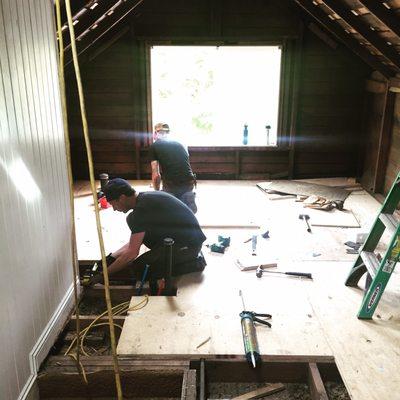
xmin=75 ymin=178 xmax=400 ymax=400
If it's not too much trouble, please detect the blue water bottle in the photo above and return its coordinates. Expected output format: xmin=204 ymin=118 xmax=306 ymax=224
xmin=243 ymin=124 xmax=248 ymax=145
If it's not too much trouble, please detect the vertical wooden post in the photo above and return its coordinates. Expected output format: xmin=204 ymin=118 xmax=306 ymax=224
xmin=209 ymin=0 xmax=223 ymax=37
xmin=288 ymin=22 xmax=304 ymax=179
xmin=373 ymin=84 xmax=395 ymax=193
xmin=308 ymin=363 xmax=329 ymax=400
xmin=130 ymin=22 xmax=143 ymax=179
xmin=181 ymin=370 xmax=197 ymax=400
xmin=235 ymin=150 xmax=240 ymax=179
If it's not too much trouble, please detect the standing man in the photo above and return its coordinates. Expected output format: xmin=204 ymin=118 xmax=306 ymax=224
xmin=88 ymin=178 xmax=206 ymax=287
xmin=149 ymin=122 xmax=197 ymax=213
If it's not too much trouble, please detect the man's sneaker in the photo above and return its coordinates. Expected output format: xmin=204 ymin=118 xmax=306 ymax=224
xmin=181 ymin=191 xmax=197 ymax=214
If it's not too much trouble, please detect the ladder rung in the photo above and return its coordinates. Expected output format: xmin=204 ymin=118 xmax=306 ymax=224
xmin=360 ymin=251 xmax=380 ymax=277
xmin=379 ymin=213 xmax=398 ymax=237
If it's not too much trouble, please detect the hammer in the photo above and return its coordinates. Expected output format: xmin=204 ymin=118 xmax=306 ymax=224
xmin=299 ymin=214 xmax=312 ymax=233
xmin=256 ymin=266 xmax=312 ymax=280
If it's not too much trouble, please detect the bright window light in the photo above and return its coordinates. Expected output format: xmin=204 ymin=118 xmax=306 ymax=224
xmin=150 ymin=46 xmax=282 ymax=146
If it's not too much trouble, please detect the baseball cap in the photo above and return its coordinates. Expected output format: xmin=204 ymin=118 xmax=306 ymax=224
xmin=103 ymin=178 xmax=134 ymax=201
xmin=154 ymin=122 xmax=170 ymax=133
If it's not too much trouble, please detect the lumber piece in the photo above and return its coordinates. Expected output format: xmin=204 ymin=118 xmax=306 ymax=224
xmin=181 ymin=369 xmax=197 ymax=400
xmin=67 ymin=315 xmax=125 ymax=330
xmin=84 ymin=285 xmax=136 ymax=303
xmin=308 ymin=363 xmax=329 ymax=400
xmin=231 ymin=383 xmax=285 ymax=399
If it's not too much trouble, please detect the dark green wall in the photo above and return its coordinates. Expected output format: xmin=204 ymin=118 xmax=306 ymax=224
xmin=67 ymin=0 xmax=370 ymax=179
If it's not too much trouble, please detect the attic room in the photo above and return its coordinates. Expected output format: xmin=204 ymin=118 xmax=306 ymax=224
xmin=1 ymin=0 xmax=399 ymax=399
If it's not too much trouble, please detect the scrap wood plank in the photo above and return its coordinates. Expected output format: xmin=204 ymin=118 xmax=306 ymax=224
xmin=231 ymin=383 xmax=285 ymax=399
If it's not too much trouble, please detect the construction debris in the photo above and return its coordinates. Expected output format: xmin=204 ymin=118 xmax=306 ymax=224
xmin=231 ymin=383 xmax=285 ymax=399
xmin=257 ymin=180 xmax=352 ymax=210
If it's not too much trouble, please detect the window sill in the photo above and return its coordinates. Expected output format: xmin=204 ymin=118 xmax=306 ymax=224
xmin=187 ymin=146 xmax=289 ymax=151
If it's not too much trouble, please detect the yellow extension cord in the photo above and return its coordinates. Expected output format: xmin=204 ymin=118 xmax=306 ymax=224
xmin=54 ymin=0 xmax=83 ymax=381
xmin=65 ymin=296 xmax=149 ymax=357
xmin=56 ymin=1 xmax=149 ymax=398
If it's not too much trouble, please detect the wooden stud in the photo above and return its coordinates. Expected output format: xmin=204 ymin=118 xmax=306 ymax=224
xmin=200 ymin=358 xmax=206 ymax=400
xmin=209 ymin=0 xmax=223 ymax=37
xmin=373 ymin=84 xmax=396 ymax=192
xmin=181 ymin=369 xmax=197 ymax=400
xmin=365 ymin=78 xmax=387 ymax=93
xmin=294 ymin=0 xmax=394 ymax=78
xmin=235 ymin=150 xmax=240 ymax=179
xmin=389 ymin=76 xmax=400 ymax=92
xmin=67 ymin=315 xmax=126 ymax=330
xmin=308 ymin=362 xmax=329 ymax=400
xmin=83 ymin=285 xmax=137 ymax=303
xmin=289 ymin=23 xmax=304 ymax=179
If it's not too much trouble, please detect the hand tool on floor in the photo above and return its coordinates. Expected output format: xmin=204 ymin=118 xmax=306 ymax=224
xmin=136 ymin=264 xmax=149 ymax=295
xmin=239 ymin=290 xmax=272 ymax=368
xmin=244 ymin=230 xmax=270 ymax=243
xmin=208 ymin=235 xmax=231 ymax=254
xmin=256 ymin=266 xmax=312 ymax=280
xmin=251 ymin=235 xmax=257 ymax=256
xmin=163 ymin=238 xmax=175 ymax=295
xmin=82 ymin=262 xmax=102 ymax=286
xmin=299 ymin=214 xmax=312 ymax=233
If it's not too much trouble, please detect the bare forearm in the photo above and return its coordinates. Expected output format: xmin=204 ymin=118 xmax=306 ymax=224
xmin=111 ymin=243 xmax=129 ymax=259
xmin=152 ymin=174 xmax=161 ymax=190
xmin=107 ymin=252 xmax=138 ymax=276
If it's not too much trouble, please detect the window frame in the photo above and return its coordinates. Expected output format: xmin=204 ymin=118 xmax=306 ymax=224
xmin=145 ymin=40 xmax=294 ymax=151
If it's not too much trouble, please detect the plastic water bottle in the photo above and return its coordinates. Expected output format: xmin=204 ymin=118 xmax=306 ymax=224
xmin=243 ymin=124 xmax=248 ymax=145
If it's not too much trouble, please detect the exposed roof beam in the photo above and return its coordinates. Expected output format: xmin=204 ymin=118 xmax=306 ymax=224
xmin=358 ymin=0 xmax=400 ymax=38
xmin=321 ymin=0 xmax=400 ymax=71
xmin=294 ymin=0 xmax=394 ymax=78
xmin=389 ymin=76 xmax=400 ymax=92
xmin=65 ymin=0 xmax=144 ymax=65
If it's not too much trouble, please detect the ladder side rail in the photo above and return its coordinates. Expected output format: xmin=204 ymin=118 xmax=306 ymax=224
xmin=357 ymin=228 xmax=400 ymax=319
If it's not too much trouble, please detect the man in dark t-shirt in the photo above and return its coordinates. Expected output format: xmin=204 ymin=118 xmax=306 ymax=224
xmin=148 ymin=123 xmax=197 ymax=213
xmin=89 ymin=178 xmax=206 ymax=287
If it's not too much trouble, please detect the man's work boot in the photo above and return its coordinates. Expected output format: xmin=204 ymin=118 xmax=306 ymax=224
xmin=181 ymin=191 xmax=197 ymax=214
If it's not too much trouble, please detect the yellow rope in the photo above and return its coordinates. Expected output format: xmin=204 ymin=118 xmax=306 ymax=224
xmin=67 ymin=353 xmax=88 ymax=385
xmin=65 ymin=297 xmax=149 ymax=357
xmin=64 ymin=1 xmax=123 ymax=398
xmin=55 ymin=0 xmax=82 ymax=372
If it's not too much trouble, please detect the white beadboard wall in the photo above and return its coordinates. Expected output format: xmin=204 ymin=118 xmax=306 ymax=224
xmin=0 ymin=0 xmax=74 ymax=399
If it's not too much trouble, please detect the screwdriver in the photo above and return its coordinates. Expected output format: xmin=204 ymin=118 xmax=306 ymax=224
xmin=239 ymin=290 xmax=271 ymax=368
xmin=256 ymin=266 xmax=312 ymax=279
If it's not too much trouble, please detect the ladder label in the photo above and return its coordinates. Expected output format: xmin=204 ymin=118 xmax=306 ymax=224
xmin=367 ymin=283 xmax=382 ymax=311
xmin=383 ymin=261 xmax=395 ymax=274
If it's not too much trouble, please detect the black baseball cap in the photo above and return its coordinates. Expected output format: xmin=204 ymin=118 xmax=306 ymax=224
xmin=103 ymin=178 xmax=135 ymax=201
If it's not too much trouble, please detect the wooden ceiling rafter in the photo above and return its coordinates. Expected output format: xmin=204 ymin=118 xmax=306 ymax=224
xmin=64 ymin=0 xmax=144 ymax=65
xmin=358 ymin=0 xmax=400 ymax=38
xmin=60 ymin=0 xmax=102 ymax=33
xmin=320 ymin=0 xmax=400 ymax=71
xmin=64 ymin=0 xmax=134 ymax=51
xmin=294 ymin=0 xmax=394 ymax=77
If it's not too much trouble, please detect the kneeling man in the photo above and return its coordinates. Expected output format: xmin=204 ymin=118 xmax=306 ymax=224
xmin=89 ymin=178 xmax=206 ymax=287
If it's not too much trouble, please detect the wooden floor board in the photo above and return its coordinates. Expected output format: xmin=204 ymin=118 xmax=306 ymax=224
xmin=74 ymin=179 xmax=400 ymax=400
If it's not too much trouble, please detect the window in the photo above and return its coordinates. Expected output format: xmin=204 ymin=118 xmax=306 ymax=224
xmin=150 ymin=45 xmax=282 ymax=147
